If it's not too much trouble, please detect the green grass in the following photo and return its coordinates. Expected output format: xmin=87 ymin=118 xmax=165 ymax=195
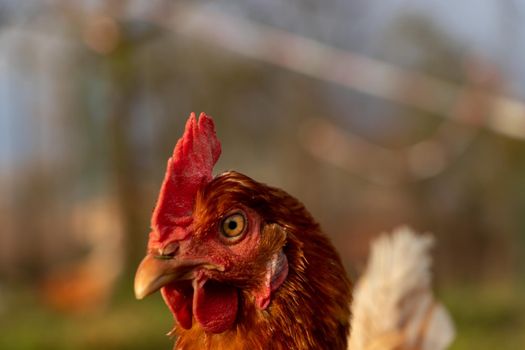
xmin=443 ymin=283 xmax=525 ymax=350
xmin=0 ymin=286 xmax=173 ymax=350
xmin=0 ymin=282 xmax=523 ymax=349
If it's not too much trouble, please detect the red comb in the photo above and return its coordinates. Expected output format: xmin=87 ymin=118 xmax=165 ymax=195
xmin=150 ymin=112 xmax=221 ymax=242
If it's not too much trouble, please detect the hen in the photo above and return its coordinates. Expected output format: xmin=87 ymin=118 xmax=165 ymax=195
xmin=134 ymin=113 xmax=454 ymax=350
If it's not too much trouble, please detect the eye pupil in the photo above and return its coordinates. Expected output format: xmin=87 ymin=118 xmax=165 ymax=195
xmin=228 ymin=221 xmax=237 ymax=230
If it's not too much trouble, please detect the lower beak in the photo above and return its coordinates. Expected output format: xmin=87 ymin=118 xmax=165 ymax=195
xmin=134 ymin=254 xmax=190 ymax=300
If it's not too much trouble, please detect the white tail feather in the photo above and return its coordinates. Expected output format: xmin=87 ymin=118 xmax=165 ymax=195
xmin=348 ymin=226 xmax=455 ymax=350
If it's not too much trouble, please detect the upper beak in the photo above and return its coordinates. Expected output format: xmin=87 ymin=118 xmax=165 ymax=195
xmin=134 ymin=254 xmax=224 ymax=300
xmin=134 ymin=254 xmax=190 ymax=300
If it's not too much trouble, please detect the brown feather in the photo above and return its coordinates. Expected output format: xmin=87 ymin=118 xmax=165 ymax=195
xmin=172 ymin=171 xmax=352 ymax=350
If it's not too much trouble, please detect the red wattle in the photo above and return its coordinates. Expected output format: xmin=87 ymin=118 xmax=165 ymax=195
xmin=193 ymin=279 xmax=239 ymax=334
xmin=161 ymin=285 xmax=193 ymax=330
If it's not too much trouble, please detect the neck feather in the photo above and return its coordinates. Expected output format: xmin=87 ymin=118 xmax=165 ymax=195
xmin=174 ymin=228 xmax=352 ymax=350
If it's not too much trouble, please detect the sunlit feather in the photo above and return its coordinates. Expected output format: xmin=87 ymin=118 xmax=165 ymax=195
xmin=349 ymin=226 xmax=455 ymax=350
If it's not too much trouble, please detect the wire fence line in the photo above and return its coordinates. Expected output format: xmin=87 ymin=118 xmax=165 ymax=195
xmin=161 ymin=4 xmax=525 ymax=140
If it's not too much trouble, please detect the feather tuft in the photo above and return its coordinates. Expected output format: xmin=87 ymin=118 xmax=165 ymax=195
xmin=348 ymin=226 xmax=455 ymax=350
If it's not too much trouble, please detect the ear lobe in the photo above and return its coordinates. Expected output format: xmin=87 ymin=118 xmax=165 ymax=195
xmin=250 ymin=224 xmax=289 ymax=310
xmin=254 ymin=250 xmax=289 ymax=310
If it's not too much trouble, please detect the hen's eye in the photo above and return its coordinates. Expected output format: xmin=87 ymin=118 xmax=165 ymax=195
xmin=221 ymin=212 xmax=247 ymax=239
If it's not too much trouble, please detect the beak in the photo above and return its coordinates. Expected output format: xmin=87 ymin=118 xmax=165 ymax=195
xmin=134 ymin=254 xmax=224 ymax=300
xmin=134 ymin=254 xmax=189 ymax=300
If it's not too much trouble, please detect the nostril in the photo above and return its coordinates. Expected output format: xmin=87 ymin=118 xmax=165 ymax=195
xmin=157 ymin=242 xmax=179 ymax=259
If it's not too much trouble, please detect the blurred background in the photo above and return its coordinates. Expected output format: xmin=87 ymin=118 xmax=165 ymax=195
xmin=0 ymin=0 xmax=524 ymax=349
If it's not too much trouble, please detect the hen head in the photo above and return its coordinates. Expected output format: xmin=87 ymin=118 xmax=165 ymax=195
xmin=134 ymin=113 xmax=351 ymax=349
